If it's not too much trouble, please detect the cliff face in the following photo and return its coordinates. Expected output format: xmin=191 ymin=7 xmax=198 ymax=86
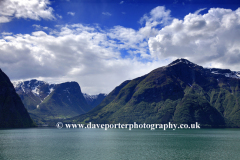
xmin=35 ymin=82 xmax=90 ymax=119
xmin=0 ymin=69 xmax=35 ymax=128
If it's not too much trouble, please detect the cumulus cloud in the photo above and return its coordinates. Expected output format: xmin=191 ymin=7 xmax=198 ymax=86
xmin=67 ymin=12 xmax=75 ymax=16
xmin=108 ymin=26 xmax=149 ymax=58
xmin=2 ymin=24 xmax=165 ymax=94
xmin=140 ymin=6 xmax=172 ymax=26
xmin=102 ymin=12 xmax=112 ymax=16
xmin=148 ymin=7 xmax=240 ymax=70
xmin=0 ymin=6 xmax=171 ymax=94
xmin=2 ymin=6 xmax=240 ymax=94
xmin=0 ymin=0 xmax=55 ymax=23
xmin=139 ymin=6 xmax=172 ymax=38
xmin=105 ymin=7 xmax=172 ymax=59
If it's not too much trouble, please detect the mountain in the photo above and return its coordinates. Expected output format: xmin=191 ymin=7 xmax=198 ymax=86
xmin=13 ymin=80 xmax=91 ymax=124
xmin=69 ymin=58 xmax=240 ymax=127
xmin=83 ymin=93 xmax=107 ymax=109
xmin=0 ymin=69 xmax=35 ymax=128
xmin=13 ymin=79 xmax=56 ymax=111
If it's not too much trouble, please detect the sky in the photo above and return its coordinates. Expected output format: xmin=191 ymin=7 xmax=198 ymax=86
xmin=0 ymin=0 xmax=240 ymax=94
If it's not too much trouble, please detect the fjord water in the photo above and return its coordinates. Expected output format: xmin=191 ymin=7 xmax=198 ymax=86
xmin=0 ymin=128 xmax=240 ymax=160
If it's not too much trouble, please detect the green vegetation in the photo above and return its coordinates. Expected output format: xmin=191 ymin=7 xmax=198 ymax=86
xmin=68 ymin=59 xmax=240 ymax=128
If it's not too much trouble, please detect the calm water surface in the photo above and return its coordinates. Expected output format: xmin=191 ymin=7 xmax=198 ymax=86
xmin=0 ymin=128 xmax=240 ymax=160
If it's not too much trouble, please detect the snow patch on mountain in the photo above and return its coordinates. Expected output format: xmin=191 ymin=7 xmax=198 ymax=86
xmin=32 ymin=85 xmax=40 ymax=96
xmin=83 ymin=93 xmax=98 ymax=101
xmin=205 ymin=68 xmax=240 ymax=79
xmin=83 ymin=93 xmax=108 ymax=101
xmin=168 ymin=59 xmax=240 ymax=80
xmin=12 ymin=79 xmax=57 ymax=99
xmin=12 ymin=80 xmax=24 ymax=88
xmin=168 ymin=58 xmax=198 ymax=67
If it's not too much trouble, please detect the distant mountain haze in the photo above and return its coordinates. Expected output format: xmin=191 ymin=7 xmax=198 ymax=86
xmin=83 ymin=93 xmax=107 ymax=110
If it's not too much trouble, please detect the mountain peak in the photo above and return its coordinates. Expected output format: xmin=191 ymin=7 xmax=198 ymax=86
xmin=168 ymin=58 xmax=197 ymax=67
xmin=167 ymin=58 xmax=240 ymax=80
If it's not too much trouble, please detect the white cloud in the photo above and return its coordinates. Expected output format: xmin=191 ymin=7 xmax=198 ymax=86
xmin=140 ymin=6 xmax=172 ymax=26
xmin=1 ymin=24 xmax=166 ymax=94
xmin=105 ymin=7 xmax=172 ymax=59
xmin=102 ymin=12 xmax=112 ymax=16
xmin=67 ymin=12 xmax=75 ymax=16
xmin=2 ymin=7 xmax=170 ymax=93
xmin=0 ymin=16 xmax=11 ymax=23
xmin=108 ymin=26 xmax=149 ymax=58
xmin=194 ymin=8 xmax=207 ymax=15
xmin=32 ymin=24 xmax=41 ymax=30
xmin=2 ymin=6 xmax=240 ymax=94
xmin=1 ymin=32 xmax=12 ymax=36
xmin=138 ymin=6 xmax=172 ymax=39
xmin=120 ymin=1 xmax=124 ymax=4
xmin=56 ymin=14 xmax=62 ymax=19
xmin=32 ymin=24 xmax=49 ymax=30
xmin=0 ymin=0 xmax=55 ymax=23
xmin=148 ymin=7 xmax=240 ymax=70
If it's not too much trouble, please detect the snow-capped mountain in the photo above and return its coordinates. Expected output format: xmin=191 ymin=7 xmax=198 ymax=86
xmin=13 ymin=79 xmax=56 ymax=103
xmin=205 ymin=68 xmax=240 ymax=79
xmin=83 ymin=93 xmax=107 ymax=109
xmin=12 ymin=79 xmax=91 ymax=125
xmin=169 ymin=58 xmax=240 ymax=80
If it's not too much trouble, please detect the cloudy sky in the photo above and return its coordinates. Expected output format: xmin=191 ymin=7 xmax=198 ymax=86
xmin=0 ymin=0 xmax=240 ymax=94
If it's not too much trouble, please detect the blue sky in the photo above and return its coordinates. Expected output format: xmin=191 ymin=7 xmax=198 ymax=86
xmin=3 ymin=0 xmax=239 ymax=35
xmin=0 ymin=0 xmax=240 ymax=94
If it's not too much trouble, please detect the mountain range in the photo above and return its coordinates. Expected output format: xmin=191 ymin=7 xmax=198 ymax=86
xmin=68 ymin=58 xmax=240 ymax=128
xmin=13 ymin=80 xmax=107 ymax=125
xmin=0 ymin=69 xmax=35 ymax=128
xmin=3 ymin=58 xmax=240 ymax=128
